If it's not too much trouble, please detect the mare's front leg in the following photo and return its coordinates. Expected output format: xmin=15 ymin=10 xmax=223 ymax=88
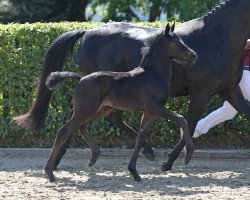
xmin=106 ymin=110 xmax=155 ymax=161
xmin=45 ymin=120 xmax=78 ymax=182
xmin=162 ymin=94 xmax=209 ymax=171
xmin=222 ymin=85 xmax=250 ymax=119
xmin=128 ymin=113 xmax=154 ymax=182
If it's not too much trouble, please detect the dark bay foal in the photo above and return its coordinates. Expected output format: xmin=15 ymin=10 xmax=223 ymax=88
xmin=45 ymin=23 xmax=197 ymax=182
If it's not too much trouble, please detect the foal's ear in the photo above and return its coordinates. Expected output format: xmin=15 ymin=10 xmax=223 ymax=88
xmin=170 ymin=21 xmax=175 ymax=32
xmin=165 ymin=23 xmax=170 ymax=36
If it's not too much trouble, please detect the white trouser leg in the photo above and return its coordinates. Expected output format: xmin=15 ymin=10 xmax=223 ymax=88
xmin=193 ymin=101 xmax=237 ymax=138
xmin=239 ymin=70 xmax=250 ymax=100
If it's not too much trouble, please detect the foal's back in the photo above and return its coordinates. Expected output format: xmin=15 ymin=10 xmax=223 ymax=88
xmin=74 ymin=67 xmax=152 ymax=111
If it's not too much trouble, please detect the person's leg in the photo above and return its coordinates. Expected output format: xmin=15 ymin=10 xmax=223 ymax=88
xmin=193 ymin=101 xmax=237 ymax=138
xmin=239 ymin=70 xmax=250 ymax=100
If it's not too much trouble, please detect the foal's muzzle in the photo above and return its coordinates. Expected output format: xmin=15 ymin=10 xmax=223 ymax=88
xmin=188 ymin=51 xmax=198 ymax=63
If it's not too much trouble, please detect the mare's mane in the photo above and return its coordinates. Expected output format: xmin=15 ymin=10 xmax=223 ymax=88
xmin=140 ymin=31 xmax=164 ymax=69
xmin=203 ymin=0 xmax=237 ymax=20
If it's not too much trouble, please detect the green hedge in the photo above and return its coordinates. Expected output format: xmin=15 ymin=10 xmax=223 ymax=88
xmin=0 ymin=22 xmax=249 ymax=148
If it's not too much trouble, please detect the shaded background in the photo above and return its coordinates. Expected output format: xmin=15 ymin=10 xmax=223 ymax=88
xmin=0 ymin=0 xmax=220 ymax=23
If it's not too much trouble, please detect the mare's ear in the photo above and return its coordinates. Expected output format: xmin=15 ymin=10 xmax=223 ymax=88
xmin=170 ymin=21 xmax=175 ymax=32
xmin=165 ymin=23 xmax=170 ymax=36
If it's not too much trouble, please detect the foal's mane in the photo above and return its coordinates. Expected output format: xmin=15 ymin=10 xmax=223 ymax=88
xmin=140 ymin=31 xmax=164 ymax=69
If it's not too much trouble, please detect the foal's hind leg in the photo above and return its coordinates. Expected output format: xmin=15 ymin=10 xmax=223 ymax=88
xmin=106 ymin=110 xmax=155 ymax=161
xmin=55 ymin=124 xmax=101 ymax=168
xmin=45 ymin=119 xmax=81 ymax=182
xmin=52 ymin=110 xmax=74 ymax=170
xmin=53 ymin=108 xmax=113 ymax=169
xmin=128 ymin=113 xmax=154 ymax=182
xmin=78 ymin=125 xmax=101 ymax=167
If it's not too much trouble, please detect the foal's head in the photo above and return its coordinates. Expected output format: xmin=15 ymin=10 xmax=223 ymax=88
xmin=160 ymin=23 xmax=198 ymax=64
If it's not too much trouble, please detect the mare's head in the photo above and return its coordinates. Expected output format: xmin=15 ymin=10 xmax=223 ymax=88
xmin=160 ymin=23 xmax=198 ymax=64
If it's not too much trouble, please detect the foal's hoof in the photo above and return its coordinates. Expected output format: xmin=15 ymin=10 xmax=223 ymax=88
xmin=133 ymin=175 xmax=142 ymax=182
xmin=142 ymin=147 xmax=155 ymax=161
xmin=161 ymin=162 xmax=172 ymax=172
xmin=53 ymin=163 xmax=59 ymax=171
xmin=45 ymin=168 xmax=56 ymax=182
xmin=184 ymin=144 xmax=195 ymax=165
xmin=130 ymin=171 xmax=142 ymax=182
xmin=88 ymin=150 xmax=101 ymax=167
xmin=88 ymin=160 xmax=96 ymax=167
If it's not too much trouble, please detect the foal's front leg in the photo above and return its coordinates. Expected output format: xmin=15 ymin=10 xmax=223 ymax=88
xmin=162 ymin=94 xmax=209 ymax=171
xmin=106 ymin=111 xmax=155 ymax=161
xmin=128 ymin=113 xmax=154 ymax=182
xmin=150 ymin=104 xmax=195 ymax=165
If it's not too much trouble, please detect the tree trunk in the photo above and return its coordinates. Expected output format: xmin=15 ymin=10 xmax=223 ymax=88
xmin=149 ymin=0 xmax=162 ymax=22
xmin=69 ymin=0 xmax=89 ymax=21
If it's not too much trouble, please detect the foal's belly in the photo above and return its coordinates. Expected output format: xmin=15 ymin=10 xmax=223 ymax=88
xmin=102 ymin=94 xmax=144 ymax=112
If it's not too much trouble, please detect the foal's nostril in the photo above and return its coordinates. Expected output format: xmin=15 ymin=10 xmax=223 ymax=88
xmin=190 ymin=52 xmax=198 ymax=62
xmin=192 ymin=52 xmax=197 ymax=58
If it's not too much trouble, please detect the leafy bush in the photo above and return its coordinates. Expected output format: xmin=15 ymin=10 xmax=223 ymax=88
xmin=0 ymin=22 xmax=249 ymax=148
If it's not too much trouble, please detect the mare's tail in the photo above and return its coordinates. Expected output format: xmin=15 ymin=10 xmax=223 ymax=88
xmin=13 ymin=29 xmax=86 ymax=133
xmin=46 ymin=71 xmax=82 ymax=90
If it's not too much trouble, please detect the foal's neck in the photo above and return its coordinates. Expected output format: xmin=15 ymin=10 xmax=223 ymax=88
xmin=146 ymin=47 xmax=172 ymax=82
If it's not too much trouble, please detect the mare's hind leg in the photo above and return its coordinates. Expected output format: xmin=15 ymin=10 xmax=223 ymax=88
xmin=106 ymin=111 xmax=155 ymax=161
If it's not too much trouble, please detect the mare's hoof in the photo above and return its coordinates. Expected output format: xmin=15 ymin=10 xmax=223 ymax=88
xmin=161 ymin=162 xmax=172 ymax=172
xmin=142 ymin=147 xmax=155 ymax=161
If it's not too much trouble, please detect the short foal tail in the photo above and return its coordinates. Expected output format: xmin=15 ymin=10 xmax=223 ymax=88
xmin=13 ymin=29 xmax=86 ymax=133
xmin=46 ymin=71 xmax=82 ymax=90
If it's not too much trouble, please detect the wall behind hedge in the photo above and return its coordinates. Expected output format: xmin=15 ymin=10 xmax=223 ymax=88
xmin=0 ymin=22 xmax=249 ymax=148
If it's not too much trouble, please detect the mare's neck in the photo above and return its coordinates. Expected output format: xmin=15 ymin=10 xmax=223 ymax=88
xmin=204 ymin=0 xmax=250 ymax=55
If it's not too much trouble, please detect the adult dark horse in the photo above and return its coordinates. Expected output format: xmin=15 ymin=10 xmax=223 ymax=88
xmin=44 ymin=24 xmax=197 ymax=182
xmin=14 ymin=0 xmax=250 ymax=170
